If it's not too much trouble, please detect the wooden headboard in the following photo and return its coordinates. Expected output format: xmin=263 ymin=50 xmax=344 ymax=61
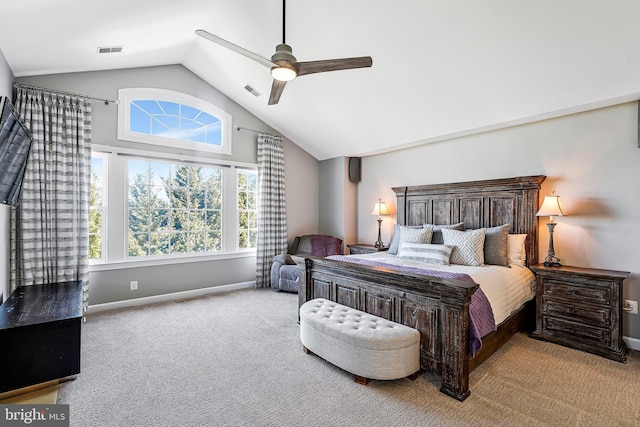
xmin=392 ymin=175 xmax=546 ymax=266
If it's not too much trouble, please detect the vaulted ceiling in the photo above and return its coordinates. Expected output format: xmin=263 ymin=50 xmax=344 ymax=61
xmin=2 ymin=1 xmax=640 ymax=160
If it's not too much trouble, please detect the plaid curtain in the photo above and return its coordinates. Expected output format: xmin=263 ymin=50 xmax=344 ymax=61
xmin=10 ymin=86 xmax=92 ymax=307
xmin=256 ymin=134 xmax=287 ymax=288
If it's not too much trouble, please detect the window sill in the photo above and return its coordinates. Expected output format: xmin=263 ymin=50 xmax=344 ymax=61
xmin=89 ymin=251 xmax=256 ymax=272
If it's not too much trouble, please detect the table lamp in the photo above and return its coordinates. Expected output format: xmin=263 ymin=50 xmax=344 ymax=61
xmin=371 ymin=199 xmax=390 ymax=248
xmin=536 ymin=192 xmax=566 ymax=267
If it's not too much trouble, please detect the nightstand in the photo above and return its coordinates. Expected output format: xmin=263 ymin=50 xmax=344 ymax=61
xmin=347 ymin=244 xmax=389 ymax=255
xmin=530 ymin=264 xmax=629 ymax=362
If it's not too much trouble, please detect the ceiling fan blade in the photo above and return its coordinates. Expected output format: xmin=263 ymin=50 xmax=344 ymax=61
xmin=195 ymin=29 xmax=276 ymax=69
xmin=268 ymin=80 xmax=287 ymax=105
xmin=295 ymin=56 xmax=373 ymax=77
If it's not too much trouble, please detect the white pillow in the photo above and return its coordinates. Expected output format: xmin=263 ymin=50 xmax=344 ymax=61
xmin=441 ymin=228 xmax=486 ymax=266
xmin=507 ymin=234 xmax=527 ymax=266
xmin=398 ymin=242 xmax=454 ymax=265
xmin=399 ymin=224 xmax=433 ymax=246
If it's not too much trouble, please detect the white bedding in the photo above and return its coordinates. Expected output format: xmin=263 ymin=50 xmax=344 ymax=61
xmin=347 ymin=251 xmax=536 ymax=326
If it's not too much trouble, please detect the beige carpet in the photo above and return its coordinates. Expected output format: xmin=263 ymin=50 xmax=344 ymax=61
xmin=57 ymin=289 xmax=640 ymax=426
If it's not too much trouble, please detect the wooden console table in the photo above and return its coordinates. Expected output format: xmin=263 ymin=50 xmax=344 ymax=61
xmin=0 ymin=281 xmax=83 ymax=393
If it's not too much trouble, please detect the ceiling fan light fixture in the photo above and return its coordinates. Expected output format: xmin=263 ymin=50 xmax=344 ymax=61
xmin=271 ymin=66 xmax=297 ymax=82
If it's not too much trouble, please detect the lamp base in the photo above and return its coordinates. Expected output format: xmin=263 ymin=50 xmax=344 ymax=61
xmin=543 ymin=254 xmax=562 ymax=268
xmin=543 ymin=222 xmax=562 ymax=267
xmin=374 ymin=218 xmax=385 ymax=249
xmin=543 ymin=261 xmax=562 ymax=267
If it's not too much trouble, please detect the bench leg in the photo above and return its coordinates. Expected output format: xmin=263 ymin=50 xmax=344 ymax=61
xmin=353 ymin=375 xmax=369 ymax=385
xmin=407 ymin=370 xmax=421 ymax=381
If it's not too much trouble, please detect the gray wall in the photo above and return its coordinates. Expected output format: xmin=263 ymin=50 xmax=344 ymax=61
xmin=0 ymin=49 xmax=14 ymax=302
xmin=353 ymin=102 xmax=640 ymax=341
xmin=17 ymin=65 xmax=319 ymax=305
xmin=318 ymin=157 xmax=357 ymax=251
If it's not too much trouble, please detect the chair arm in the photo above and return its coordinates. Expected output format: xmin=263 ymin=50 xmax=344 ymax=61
xmin=273 ymin=254 xmax=296 ymax=265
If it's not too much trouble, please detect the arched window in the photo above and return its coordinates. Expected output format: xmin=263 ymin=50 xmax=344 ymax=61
xmin=117 ymin=88 xmax=232 ymax=154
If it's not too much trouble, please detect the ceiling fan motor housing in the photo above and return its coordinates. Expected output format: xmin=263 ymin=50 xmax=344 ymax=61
xmin=271 ymin=44 xmax=297 ymax=63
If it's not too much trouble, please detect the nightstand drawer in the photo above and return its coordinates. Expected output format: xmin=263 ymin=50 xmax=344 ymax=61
xmin=545 ymin=280 xmax=611 ymax=306
xmin=543 ymin=298 xmax=611 ymax=327
xmin=543 ymin=317 xmax=611 ymax=346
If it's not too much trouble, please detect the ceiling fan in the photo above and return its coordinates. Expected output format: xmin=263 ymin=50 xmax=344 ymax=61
xmin=195 ymin=0 xmax=373 ymax=105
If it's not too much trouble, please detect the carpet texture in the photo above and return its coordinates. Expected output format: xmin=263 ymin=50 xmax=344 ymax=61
xmin=58 ymin=289 xmax=640 ymax=426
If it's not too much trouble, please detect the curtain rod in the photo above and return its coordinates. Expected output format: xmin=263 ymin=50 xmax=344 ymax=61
xmin=235 ymin=125 xmax=281 ymax=138
xmin=13 ymin=83 xmax=118 ymax=105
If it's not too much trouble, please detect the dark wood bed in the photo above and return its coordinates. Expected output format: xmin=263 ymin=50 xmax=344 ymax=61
xmin=296 ymin=175 xmax=545 ymax=401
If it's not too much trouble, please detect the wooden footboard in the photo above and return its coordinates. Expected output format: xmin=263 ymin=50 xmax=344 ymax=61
xmin=296 ymin=256 xmax=478 ymax=401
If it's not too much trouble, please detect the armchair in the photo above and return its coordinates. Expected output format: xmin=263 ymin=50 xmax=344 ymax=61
xmin=271 ymin=234 xmax=343 ymax=292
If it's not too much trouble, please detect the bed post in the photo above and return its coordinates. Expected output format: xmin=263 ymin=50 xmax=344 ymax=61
xmin=296 ymin=257 xmax=312 ymax=312
xmin=395 ymin=186 xmax=408 ymax=226
xmin=439 ymin=300 xmax=472 ymax=401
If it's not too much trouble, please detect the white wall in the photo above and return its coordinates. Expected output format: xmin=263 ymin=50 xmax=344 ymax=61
xmin=17 ymin=65 xmax=320 ymax=304
xmin=355 ymin=102 xmax=640 ymax=340
xmin=0 ymin=49 xmax=14 ymax=302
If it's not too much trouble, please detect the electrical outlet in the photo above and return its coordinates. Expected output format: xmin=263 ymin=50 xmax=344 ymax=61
xmin=130 ymin=280 xmax=138 ymax=291
xmin=625 ymin=300 xmax=638 ymax=315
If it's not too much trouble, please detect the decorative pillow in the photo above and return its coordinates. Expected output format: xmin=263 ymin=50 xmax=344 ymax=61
xmin=441 ymin=228 xmax=486 ymax=266
xmin=423 ymin=222 xmax=464 ymax=244
xmin=484 ymin=224 xmax=511 ymax=267
xmin=398 ymin=242 xmax=454 ymax=265
xmin=507 ymin=234 xmax=527 ymax=266
xmin=388 ymin=224 xmax=422 ymax=255
xmin=399 ymin=225 xmax=434 ymax=247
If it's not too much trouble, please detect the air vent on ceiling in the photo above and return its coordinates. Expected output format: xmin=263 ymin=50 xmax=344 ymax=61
xmin=97 ymin=46 xmax=123 ymax=54
xmin=244 ymin=84 xmax=261 ymax=97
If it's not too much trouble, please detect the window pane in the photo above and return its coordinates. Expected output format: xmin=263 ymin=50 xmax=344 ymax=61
xmin=130 ymin=103 xmax=151 ymax=134
xmin=129 ymin=233 xmax=149 ymax=256
xmin=89 ymin=155 xmax=105 ymax=260
xmin=237 ymin=170 xmax=258 ymax=249
xmin=158 ymin=101 xmax=179 ymax=115
xmin=134 ymin=100 xmax=164 ymax=115
xmin=128 ymin=97 xmax=224 ymax=148
xmin=119 ymin=89 xmax=232 ymax=155
xmin=205 ymin=124 xmax=222 ymax=146
xmin=149 ymin=233 xmax=170 ymax=256
xmin=127 ymin=158 xmax=225 ymax=258
xmin=207 ymin=232 xmax=222 ymax=251
xmin=181 ymin=105 xmax=199 ymax=120
xmin=197 ymin=112 xmax=219 ymax=126
xmin=89 ymin=234 xmax=102 ymax=259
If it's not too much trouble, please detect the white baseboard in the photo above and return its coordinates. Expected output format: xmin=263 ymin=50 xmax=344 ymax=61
xmin=623 ymin=336 xmax=640 ymax=352
xmin=88 ymin=281 xmax=255 ymax=314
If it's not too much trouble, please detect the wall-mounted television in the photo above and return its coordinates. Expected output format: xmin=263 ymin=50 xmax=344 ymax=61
xmin=0 ymin=96 xmax=32 ymax=206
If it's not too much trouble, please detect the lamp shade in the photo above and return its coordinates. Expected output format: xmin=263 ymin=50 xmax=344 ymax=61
xmin=536 ymin=195 xmax=566 ymax=218
xmin=371 ymin=199 xmax=390 ymax=217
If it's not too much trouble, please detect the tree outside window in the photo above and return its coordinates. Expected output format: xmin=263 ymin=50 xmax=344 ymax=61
xmin=127 ymin=159 xmax=223 ymax=257
xmin=237 ymin=170 xmax=258 ymax=249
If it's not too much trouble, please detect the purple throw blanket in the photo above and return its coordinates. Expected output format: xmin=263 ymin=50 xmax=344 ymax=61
xmin=327 ymin=255 xmax=496 ymax=356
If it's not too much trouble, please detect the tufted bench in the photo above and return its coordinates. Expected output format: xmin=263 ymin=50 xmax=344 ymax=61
xmin=299 ymin=298 xmax=421 ymax=384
